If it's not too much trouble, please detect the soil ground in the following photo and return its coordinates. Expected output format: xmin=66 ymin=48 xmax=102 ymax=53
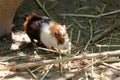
xmin=0 ymin=0 xmax=120 ymax=80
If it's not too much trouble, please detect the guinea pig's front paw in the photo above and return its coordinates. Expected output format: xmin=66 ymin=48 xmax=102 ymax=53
xmin=51 ymin=47 xmax=58 ymax=51
xmin=32 ymin=42 xmax=38 ymax=48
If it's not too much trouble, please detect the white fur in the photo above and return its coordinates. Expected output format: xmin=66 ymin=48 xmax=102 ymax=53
xmin=40 ymin=21 xmax=69 ymax=50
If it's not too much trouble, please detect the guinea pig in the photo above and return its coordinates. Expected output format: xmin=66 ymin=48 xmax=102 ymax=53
xmin=40 ymin=21 xmax=69 ymax=50
xmin=23 ymin=13 xmax=69 ymax=50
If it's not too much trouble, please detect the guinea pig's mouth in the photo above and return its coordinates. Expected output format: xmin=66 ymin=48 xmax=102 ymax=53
xmin=58 ymin=41 xmax=71 ymax=49
xmin=58 ymin=42 xmax=71 ymax=53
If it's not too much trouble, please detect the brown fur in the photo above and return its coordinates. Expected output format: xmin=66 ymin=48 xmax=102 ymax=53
xmin=49 ymin=22 xmax=61 ymax=31
xmin=23 ymin=13 xmax=42 ymax=46
xmin=49 ymin=22 xmax=65 ymax=45
xmin=23 ymin=13 xmax=37 ymax=32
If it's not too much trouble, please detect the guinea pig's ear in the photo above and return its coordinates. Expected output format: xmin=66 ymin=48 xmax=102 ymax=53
xmin=62 ymin=25 xmax=66 ymax=30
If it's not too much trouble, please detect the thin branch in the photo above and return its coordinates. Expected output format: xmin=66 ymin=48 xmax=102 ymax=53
xmin=60 ymin=10 xmax=120 ymax=18
xmin=0 ymin=50 xmax=120 ymax=70
xmin=27 ymin=68 xmax=37 ymax=79
xmin=35 ymin=0 xmax=53 ymax=20
xmin=84 ymin=20 xmax=93 ymax=50
xmin=36 ymin=46 xmax=70 ymax=56
xmin=101 ymin=62 xmax=120 ymax=71
xmin=96 ymin=44 xmax=120 ymax=47
xmin=40 ymin=64 xmax=53 ymax=80
xmin=83 ymin=58 xmax=120 ymax=71
xmin=91 ymin=20 xmax=120 ymax=43
xmin=76 ymin=30 xmax=81 ymax=44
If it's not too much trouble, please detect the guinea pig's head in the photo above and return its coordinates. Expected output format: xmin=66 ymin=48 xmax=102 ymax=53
xmin=50 ymin=23 xmax=69 ymax=49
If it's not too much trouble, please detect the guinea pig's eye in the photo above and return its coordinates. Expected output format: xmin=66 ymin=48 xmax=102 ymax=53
xmin=59 ymin=39 xmax=64 ymax=44
xmin=59 ymin=40 xmax=63 ymax=44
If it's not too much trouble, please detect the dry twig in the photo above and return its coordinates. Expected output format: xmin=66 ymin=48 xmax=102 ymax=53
xmin=40 ymin=64 xmax=53 ymax=80
xmin=27 ymin=68 xmax=37 ymax=79
xmin=60 ymin=10 xmax=120 ymax=18
xmin=100 ymin=62 xmax=120 ymax=71
xmin=0 ymin=50 xmax=120 ymax=70
xmin=35 ymin=0 xmax=53 ymax=20
xmin=91 ymin=20 xmax=120 ymax=43
xmin=36 ymin=46 xmax=70 ymax=56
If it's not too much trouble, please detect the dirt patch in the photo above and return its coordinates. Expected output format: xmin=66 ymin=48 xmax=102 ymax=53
xmin=0 ymin=0 xmax=120 ymax=80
